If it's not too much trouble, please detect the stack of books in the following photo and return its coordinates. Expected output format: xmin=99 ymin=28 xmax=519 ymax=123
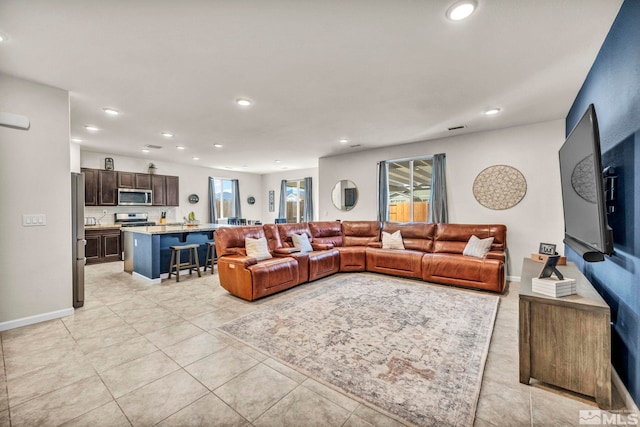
xmin=532 ymin=277 xmax=577 ymax=297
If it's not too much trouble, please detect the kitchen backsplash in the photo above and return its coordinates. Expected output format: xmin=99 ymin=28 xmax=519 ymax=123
xmin=84 ymin=206 xmax=180 ymax=225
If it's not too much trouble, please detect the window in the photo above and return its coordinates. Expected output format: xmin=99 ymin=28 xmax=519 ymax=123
xmin=285 ymin=179 xmax=305 ymax=223
xmin=387 ymin=156 xmax=433 ymax=222
xmin=212 ymin=178 xmax=234 ymax=219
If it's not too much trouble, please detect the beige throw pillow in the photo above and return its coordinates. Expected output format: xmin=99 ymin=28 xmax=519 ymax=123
xmin=292 ymin=233 xmax=313 ymax=253
xmin=463 ymin=235 xmax=494 ymax=258
xmin=381 ymin=230 xmax=405 ymax=250
xmin=245 ymin=236 xmax=272 ymax=261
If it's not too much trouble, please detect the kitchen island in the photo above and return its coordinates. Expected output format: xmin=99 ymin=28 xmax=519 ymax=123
xmin=123 ymin=223 xmax=228 ymax=283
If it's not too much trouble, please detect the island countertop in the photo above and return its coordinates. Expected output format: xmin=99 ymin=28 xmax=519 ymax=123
xmin=122 ymin=223 xmax=231 ymax=235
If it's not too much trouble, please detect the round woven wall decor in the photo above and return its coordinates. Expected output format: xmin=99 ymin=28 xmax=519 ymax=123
xmin=473 ymin=165 xmax=527 ymax=210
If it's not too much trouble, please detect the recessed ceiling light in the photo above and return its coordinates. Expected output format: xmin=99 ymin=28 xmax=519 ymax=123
xmin=339 ymin=138 xmax=349 ymax=144
xmin=102 ymin=108 xmax=119 ymax=116
xmin=192 ymin=156 xmax=200 ymax=160
xmin=84 ymin=125 xmax=99 ymax=132
xmin=161 ymin=132 xmax=174 ymax=138
xmin=141 ymin=149 xmax=150 ymax=153
xmin=274 ymin=160 xmax=281 ymax=163
xmin=71 ymin=138 xmax=83 ymax=143
xmin=176 ymin=146 xmax=185 ymax=150
xmin=484 ymin=107 xmax=502 ymax=115
xmin=213 ymin=144 xmax=223 ymax=148
xmin=446 ymin=1 xmax=477 ymax=21
xmin=235 ymin=98 xmax=253 ymax=107
xmin=0 ymin=33 xmax=8 ymax=42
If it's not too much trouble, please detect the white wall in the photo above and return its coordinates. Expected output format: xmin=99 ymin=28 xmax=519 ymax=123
xmin=70 ymin=142 xmax=81 ymax=173
xmin=260 ymin=167 xmax=319 ymax=224
xmin=0 ymin=74 xmax=72 ymax=328
xmin=319 ymin=120 xmax=567 ymax=278
xmin=81 ymin=152 xmax=263 ymax=224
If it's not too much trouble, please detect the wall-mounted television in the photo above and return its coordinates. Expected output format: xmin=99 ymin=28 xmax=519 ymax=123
xmin=559 ymin=104 xmax=614 ymax=262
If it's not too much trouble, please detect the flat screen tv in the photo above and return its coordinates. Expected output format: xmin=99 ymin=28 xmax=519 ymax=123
xmin=559 ymin=104 xmax=614 ymax=262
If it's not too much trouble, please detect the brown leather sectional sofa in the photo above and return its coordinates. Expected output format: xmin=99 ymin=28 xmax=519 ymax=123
xmin=215 ymin=221 xmax=507 ymax=301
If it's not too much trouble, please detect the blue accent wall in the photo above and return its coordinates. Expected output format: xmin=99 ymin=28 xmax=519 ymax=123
xmin=566 ymin=0 xmax=640 ymax=406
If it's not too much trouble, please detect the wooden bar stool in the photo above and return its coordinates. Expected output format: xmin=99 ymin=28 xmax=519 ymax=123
xmin=168 ymin=244 xmax=201 ymax=282
xmin=203 ymin=241 xmax=217 ymax=274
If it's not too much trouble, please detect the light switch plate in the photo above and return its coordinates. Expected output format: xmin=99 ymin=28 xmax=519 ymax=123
xmin=22 ymin=214 xmax=46 ymax=226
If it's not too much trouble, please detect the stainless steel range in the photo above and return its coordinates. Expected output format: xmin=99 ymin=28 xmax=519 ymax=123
xmin=115 ymin=212 xmax=156 ymax=227
xmin=117 ymin=213 xmax=156 ymax=273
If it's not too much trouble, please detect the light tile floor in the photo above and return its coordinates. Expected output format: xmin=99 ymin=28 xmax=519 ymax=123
xmin=0 ymin=262 xmax=630 ymax=427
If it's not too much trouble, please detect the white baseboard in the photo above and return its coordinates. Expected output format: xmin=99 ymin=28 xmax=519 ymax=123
xmin=507 ymin=275 xmax=521 ymax=282
xmin=132 ymin=271 xmax=162 ymax=285
xmin=613 ymin=367 xmax=640 ymax=413
xmin=0 ymin=307 xmax=74 ymax=332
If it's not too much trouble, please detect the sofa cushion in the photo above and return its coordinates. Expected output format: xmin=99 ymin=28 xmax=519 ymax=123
xmin=342 ymin=221 xmax=381 ymax=246
xmin=245 ymin=237 xmax=273 ymax=261
xmin=292 ymin=233 xmax=313 ymax=253
xmin=309 ymin=221 xmax=343 ymax=247
xmin=277 ymin=223 xmax=313 ymax=248
xmin=422 ymin=253 xmax=505 ymax=292
xmin=381 ymin=230 xmax=405 ymax=250
xmin=434 ymin=223 xmax=506 ymax=254
xmin=382 ymin=222 xmax=434 ymax=252
xmin=463 ymin=235 xmax=494 ymax=258
xmin=366 ymin=248 xmax=423 ymax=279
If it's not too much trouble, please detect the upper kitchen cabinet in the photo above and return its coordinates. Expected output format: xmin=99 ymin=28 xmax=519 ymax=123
xmin=165 ymin=175 xmax=179 ymax=206
xmin=98 ymin=170 xmax=118 ymax=206
xmin=151 ymin=174 xmax=166 ymax=206
xmin=81 ymin=167 xmax=179 ymax=206
xmin=118 ymin=172 xmax=152 ymax=190
xmin=82 ymin=168 xmax=98 ymax=206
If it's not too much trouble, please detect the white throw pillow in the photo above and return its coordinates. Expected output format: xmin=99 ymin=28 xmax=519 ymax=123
xmin=292 ymin=233 xmax=313 ymax=253
xmin=463 ymin=235 xmax=494 ymax=258
xmin=381 ymin=230 xmax=405 ymax=250
xmin=245 ymin=236 xmax=272 ymax=261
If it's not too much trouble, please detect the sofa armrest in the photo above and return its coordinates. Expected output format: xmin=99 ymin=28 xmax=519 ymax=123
xmin=367 ymin=242 xmax=382 ymax=248
xmin=311 ymin=243 xmax=334 ymax=250
xmin=219 ymin=255 xmax=258 ymax=268
xmin=274 ymin=247 xmax=300 ymax=255
xmin=486 ymin=251 xmax=505 ymax=262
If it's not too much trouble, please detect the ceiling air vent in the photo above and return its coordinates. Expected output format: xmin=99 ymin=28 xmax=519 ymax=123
xmin=144 ymin=144 xmax=163 ymax=149
xmin=349 ymin=144 xmax=361 ymax=148
xmin=448 ymin=125 xmax=466 ymax=131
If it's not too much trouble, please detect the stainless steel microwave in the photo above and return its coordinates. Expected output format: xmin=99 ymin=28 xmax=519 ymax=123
xmin=118 ymin=188 xmax=152 ymax=206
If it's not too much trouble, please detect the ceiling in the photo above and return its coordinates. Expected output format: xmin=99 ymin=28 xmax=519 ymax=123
xmin=0 ymin=0 xmax=622 ymax=174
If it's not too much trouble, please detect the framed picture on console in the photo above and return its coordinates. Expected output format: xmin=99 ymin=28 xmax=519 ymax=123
xmin=538 ymin=242 xmax=557 ymax=255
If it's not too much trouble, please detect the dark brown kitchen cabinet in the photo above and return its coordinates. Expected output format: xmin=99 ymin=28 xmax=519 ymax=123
xmin=165 ymin=175 xmax=179 ymax=206
xmin=135 ymin=173 xmax=152 ymax=190
xmin=117 ymin=172 xmax=151 ymax=190
xmin=151 ymin=175 xmax=166 ymax=206
xmin=117 ymin=172 xmax=135 ymax=189
xmin=82 ymin=168 xmax=98 ymax=206
xmin=85 ymin=227 xmax=121 ymax=264
xmin=80 ymin=168 xmax=178 ymax=206
xmin=98 ymin=170 xmax=118 ymax=206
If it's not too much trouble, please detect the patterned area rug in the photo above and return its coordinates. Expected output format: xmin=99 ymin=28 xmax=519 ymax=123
xmin=219 ymin=273 xmax=499 ymax=426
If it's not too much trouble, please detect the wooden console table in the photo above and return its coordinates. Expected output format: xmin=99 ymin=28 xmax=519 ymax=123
xmin=519 ymin=257 xmax=612 ymax=408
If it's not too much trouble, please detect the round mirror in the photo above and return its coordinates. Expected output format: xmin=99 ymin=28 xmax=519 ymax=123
xmin=331 ymin=180 xmax=359 ymax=211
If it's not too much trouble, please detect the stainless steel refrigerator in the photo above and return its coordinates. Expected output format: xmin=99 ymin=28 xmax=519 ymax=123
xmin=71 ymin=172 xmax=85 ymax=308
